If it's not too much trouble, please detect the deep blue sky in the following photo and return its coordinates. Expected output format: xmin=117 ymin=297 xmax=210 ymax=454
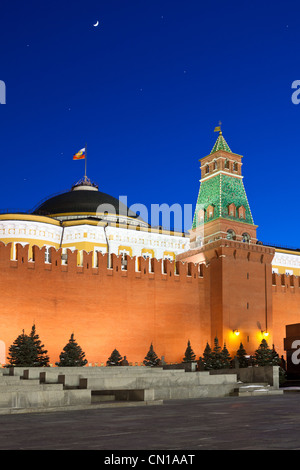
xmin=1 ymin=0 xmax=300 ymax=246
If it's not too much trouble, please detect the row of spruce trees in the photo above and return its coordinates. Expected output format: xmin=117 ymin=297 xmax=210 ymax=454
xmin=5 ymin=325 xmax=88 ymax=367
xmin=196 ymin=337 xmax=282 ymax=369
xmin=4 ymin=324 xmax=165 ymax=367
xmin=4 ymin=324 xmax=284 ymax=371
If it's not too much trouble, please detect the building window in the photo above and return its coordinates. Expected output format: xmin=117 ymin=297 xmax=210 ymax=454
xmin=206 ymin=164 xmax=209 ymax=174
xmin=45 ymin=246 xmax=51 ymax=263
xmin=228 ymin=203 xmax=236 ymax=217
xmin=233 ymin=161 xmax=238 ymax=171
xmin=242 ymin=232 xmax=251 ymax=243
xmin=141 ymin=248 xmax=154 ymax=259
xmin=206 ymin=205 xmax=214 ymax=219
xmin=225 ymin=159 xmax=229 ymax=169
xmin=238 ymin=206 xmax=246 ymax=219
xmin=213 ymin=160 xmax=217 ymax=170
xmin=163 ymin=251 xmax=175 ymax=261
xmin=226 ymin=229 xmax=236 ymax=240
xmin=119 ymin=251 xmax=128 ymax=270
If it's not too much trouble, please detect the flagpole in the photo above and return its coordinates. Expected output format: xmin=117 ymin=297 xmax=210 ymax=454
xmin=84 ymin=143 xmax=87 ymax=181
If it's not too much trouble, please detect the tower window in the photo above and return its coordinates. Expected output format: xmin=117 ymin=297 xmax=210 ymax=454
xmin=226 ymin=229 xmax=236 ymax=240
xmin=238 ymin=206 xmax=246 ymax=219
xmin=242 ymin=233 xmax=251 ymax=243
xmin=206 ymin=164 xmax=209 ymax=174
xmin=206 ymin=205 xmax=214 ymax=219
xmin=233 ymin=161 xmax=238 ymax=171
xmin=228 ymin=203 xmax=236 ymax=217
xmin=225 ymin=159 xmax=229 ymax=169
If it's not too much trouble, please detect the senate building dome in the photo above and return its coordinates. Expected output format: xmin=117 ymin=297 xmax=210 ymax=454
xmin=33 ymin=177 xmax=148 ymax=228
xmin=0 ymin=175 xmax=189 ymax=266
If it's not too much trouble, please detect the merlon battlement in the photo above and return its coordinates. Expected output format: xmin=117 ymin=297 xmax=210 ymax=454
xmin=272 ymin=272 xmax=300 ymax=290
xmin=0 ymin=242 xmax=205 ymax=281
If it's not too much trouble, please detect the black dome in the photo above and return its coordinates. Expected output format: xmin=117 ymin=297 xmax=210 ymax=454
xmin=33 ymin=183 xmax=141 ymax=221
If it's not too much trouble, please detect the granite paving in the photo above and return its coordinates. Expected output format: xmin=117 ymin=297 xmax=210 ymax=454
xmin=0 ymin=394 xmax=299 ymax=450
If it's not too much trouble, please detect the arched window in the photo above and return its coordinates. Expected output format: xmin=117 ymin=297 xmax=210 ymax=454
xmin=225 ymin=159 xmax=229 ymax=169
xmin=206 ymin=164 xmax=209 ymax=174
xmin=242 ymin=233 xmax=251 ymax=243
xmin=213 ymin=159 xmax=217 ymax=170
xmin=233 ymin=161 xmax=238 ymax=171
xmin=226 ymin=229 xmax=236 ymax=240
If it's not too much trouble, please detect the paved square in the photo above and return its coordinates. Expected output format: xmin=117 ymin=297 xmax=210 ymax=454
xmin=0 ymin=394 xmax=300 ymax=450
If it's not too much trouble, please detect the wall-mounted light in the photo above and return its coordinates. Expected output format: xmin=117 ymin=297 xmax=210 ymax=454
xmin=261 ymin=330 xmax=269 ymax=337
xmin=233 ymin=329 xmax=240 ymax=336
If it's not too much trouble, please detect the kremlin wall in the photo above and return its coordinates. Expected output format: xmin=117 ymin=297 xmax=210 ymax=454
xmin=0 ymin=130 xmax=300 ymax=366
xmin=0 ymin=242 xmax=210 ymax=365
xmin=0 ymin=236 xmax=299 ymax=366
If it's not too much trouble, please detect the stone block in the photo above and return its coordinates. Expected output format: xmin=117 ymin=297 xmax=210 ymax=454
xmin=0 ymin=389 xmax=91 ymax=410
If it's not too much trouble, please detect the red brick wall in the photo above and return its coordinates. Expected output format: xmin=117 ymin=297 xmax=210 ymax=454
xmin=178 ymin=240 xmax=276 ymax=358
xmin=0 ymin=243 xmax=210 ymax=365
xmin=272 ymin=274 xmax=300 ymax=357
xmin=0 ymin=240 xmax=298 ymax=366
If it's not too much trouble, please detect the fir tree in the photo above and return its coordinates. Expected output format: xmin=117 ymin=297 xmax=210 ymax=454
xmin=254 ymin=339 xmax=277 ymax=366
xmin=29 ymin=324 xmax=49 ymax=367
xmin=236 ymin=342 xmax=248 ymax=368
xmin=221 ymin=343 xmax=232 ymax=368
xmin=211 ymin=337 xmax=224 ymax=369
xmin=106 ymin=348 xmax=123 ymax=366
xmin=201 ymin=342 xmax=214 ymax=370
xmin=7 ymin=330 xmax=36 ymax=367
xmin=143 ymin=343 xmax=160 ymax=367
xmin=7 ymin=325 xmax=49 ymax=367
xmin=182 ymin=340 xmax=196 ymax=363
xmin=56 ymin=333 xmax=88 ymax=367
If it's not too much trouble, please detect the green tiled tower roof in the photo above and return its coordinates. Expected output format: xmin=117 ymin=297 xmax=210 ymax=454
xmin=192 ymin=132 xmax=254 ymax=230
xmin=210 ymin=132 xmax=232 ymax=154
xmin=192 ymin=173 xmax=254 ymax=229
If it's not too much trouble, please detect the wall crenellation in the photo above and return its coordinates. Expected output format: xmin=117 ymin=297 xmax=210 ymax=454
xmin=272 ymin=271 xmax=300 ymax=290
xmin=0 ymin=242 xmax=205 ymax=282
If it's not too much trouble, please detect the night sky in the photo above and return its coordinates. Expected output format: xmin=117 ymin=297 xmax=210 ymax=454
xmin=1 ymin=0 xmax=300 ymax=247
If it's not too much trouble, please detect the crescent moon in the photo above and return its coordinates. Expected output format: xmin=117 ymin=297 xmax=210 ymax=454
xmin=93 ymin=21 xmax=99 ymax=27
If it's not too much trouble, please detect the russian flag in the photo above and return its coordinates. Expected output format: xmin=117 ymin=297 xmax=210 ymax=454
xmin=73 ymin=148 xmax=86 ymax=160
